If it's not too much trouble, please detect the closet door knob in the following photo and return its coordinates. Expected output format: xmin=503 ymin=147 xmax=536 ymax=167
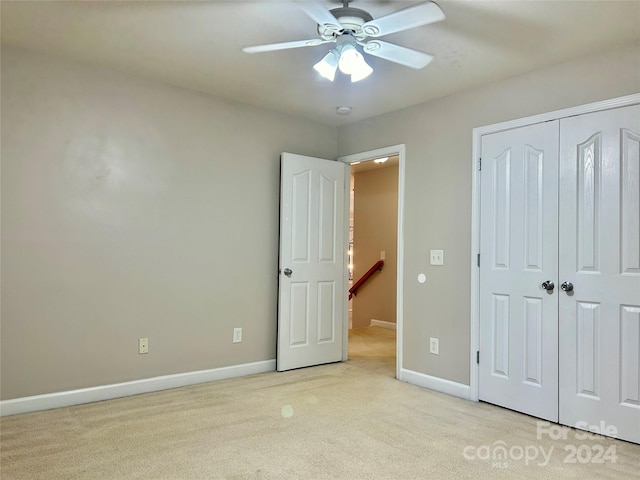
xmin=541 ymin=281 xmax=555 ymax=292
xmin=561 ymin=282 xmax=574 ymax=292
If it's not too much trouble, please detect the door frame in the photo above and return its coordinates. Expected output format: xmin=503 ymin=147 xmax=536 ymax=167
xmin=338 ymin=144 xmax=406 ymax=379
xmin=469 ymin=93 xmax=640 ymax=402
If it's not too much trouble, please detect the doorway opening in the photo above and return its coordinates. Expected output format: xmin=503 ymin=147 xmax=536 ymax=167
xmin=339 ymin=145 xmax=405 ymax=378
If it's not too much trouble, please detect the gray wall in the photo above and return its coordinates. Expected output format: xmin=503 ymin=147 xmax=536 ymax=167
xmin=352 ymin=165 xmax=398 ymax=328
xmin=338 ymin=41 xmax=640 ymax=385
xmin=1 ymin=47 xmax=337 ymax=400
xmin=2 ymin=40 xmax=639 ymax=401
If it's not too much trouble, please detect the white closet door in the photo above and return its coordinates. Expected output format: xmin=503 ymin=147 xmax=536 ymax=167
xmin=559 ymin=104 xmax=640 ymax=444
xmin=479 ymin=121 xmax=560 ymax=421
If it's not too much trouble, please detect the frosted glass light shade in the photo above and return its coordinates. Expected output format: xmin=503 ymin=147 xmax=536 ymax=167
xmin=338 ymin=44 xmax=360 ymax=74
xmin=313 ymin=51 xmax=339 ymax=81
xmin=350 ymin=59 xmax=373 ymax=82
xmin=338 ymin=44 xmax=372 ymax=82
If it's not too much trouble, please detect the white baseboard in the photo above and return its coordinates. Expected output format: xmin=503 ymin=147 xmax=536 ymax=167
xmin=399 ymin=368 xmax=470 ymax=400
xmin=0 ymin=359 xmax=276 ymax=417
xmin=370 ymin=319 xmax=397 ymax=330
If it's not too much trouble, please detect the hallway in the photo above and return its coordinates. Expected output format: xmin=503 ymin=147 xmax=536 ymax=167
xmin=348 ymin=326 xmax=396 ymax=375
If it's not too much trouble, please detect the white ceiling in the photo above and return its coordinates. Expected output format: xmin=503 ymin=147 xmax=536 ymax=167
xmin=2 ymin=1 xmax=639 ymax=126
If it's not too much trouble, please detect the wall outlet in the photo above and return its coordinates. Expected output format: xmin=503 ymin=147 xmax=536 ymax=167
xmin=139 ymin=337 xmax=149 ymax=354
xmin=430 ymin=250 xmax=444 ymax=266
xmin=429 ymin=337 xmax=439 ymax=355
xmin=233 ymin=327 xmax=242 ymax=343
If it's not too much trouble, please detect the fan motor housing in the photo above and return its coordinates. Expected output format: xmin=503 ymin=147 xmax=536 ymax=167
xmin=318 ymin=7 xmax=373 ymax=40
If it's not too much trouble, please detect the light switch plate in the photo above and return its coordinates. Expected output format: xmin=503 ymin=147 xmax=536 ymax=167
xmin=430 ymin=250 xmax=444 ymax=266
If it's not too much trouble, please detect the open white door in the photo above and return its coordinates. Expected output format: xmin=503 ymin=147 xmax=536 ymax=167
xmin=278 ymin=153 xmax=348 ymax=371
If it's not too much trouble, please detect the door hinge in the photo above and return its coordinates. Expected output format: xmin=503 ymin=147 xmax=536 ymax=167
xmin=478 ymin=158 xmax=482 ymax=171
xmin=477 ymin=351 xmax=480 ymax=364
xmin=477 ymin=253 xmax=480 ymax=267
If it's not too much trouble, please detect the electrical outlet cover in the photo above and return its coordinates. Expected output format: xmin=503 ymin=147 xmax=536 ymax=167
xmin=429 ymin=337 xmax=439 ymax=355
xmin=233 ymin=328 xmax=242 ymax=343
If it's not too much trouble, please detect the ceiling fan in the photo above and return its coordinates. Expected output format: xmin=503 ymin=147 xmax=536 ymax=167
xmin=242 ymin=1 xmax=445 ymax=82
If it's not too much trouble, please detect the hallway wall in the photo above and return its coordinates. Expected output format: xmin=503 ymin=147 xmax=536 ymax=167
xmin=351 ymin=164 xmax=398 ymax=328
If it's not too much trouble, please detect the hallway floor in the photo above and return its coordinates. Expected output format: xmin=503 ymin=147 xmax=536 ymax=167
xmin=348 ymin=325 xmax=396 ymax=375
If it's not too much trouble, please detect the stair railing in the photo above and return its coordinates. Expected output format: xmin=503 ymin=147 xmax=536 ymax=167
xmin=349 ymin=260 xmax=384 ymax=300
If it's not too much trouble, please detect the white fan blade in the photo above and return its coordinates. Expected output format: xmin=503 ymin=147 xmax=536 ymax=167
xmin=243 ymin=38 xmax=333 ymax=54
xmin=361 ymin=40 xmax=433 ymax=69
xmin=300 ymin=3 xmax=341 ymax=29
xmin=362 ymin=2 xmax=445 ymax=37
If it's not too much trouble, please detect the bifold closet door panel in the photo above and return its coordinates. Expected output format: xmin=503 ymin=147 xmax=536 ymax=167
xmin=479 ymin=120 xmax=560 ymax=422
xmin=558 ymin=104 xmax=640 ymax=444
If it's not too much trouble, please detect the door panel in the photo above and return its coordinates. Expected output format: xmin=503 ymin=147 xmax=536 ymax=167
xmin=622 ymin=128 xmax=640 ymax=274
xmin=278 ymin=153 xmax=347 ymax=371
xmin=620 ymin=306 xmax=640 ymax=408
xmin=524 ymin=144 xmax=545 ymax=271
xmin=559 ymin=104 xmax=640 ymax=444
xmin=479 ymin=121 xmax=560 ymax=422
xmin=523 ymin=296 xmax=543 ymax=386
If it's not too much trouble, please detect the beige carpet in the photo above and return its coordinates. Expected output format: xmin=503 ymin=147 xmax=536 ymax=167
xmin=1 ymin=326 xmax=638 ymax=479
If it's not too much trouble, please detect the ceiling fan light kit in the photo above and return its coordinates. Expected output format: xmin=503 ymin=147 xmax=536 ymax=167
xmin=314 ymin=35 xmax=373 ymax=83
xmin=243 ymin=1 xmax=445 ymax=82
